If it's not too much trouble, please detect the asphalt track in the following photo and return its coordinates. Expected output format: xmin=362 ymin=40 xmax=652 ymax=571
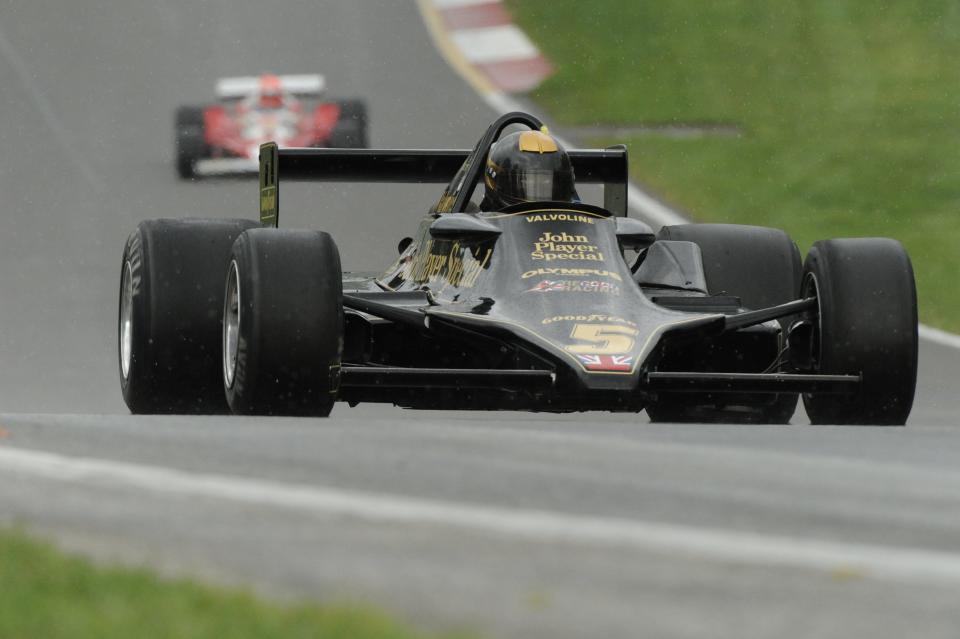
xmin=0 ymin=2 xmax=959 ymax=638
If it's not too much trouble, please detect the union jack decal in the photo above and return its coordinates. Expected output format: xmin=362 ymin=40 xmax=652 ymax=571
xmin=527 ymin=280 xmax=566 ymax=292
xmin=576 ymin=354 xmax=634 ymax=372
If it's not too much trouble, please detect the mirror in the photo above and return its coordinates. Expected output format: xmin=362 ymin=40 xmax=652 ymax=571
xmin=615 ymin=217 xmax=655 ymax=250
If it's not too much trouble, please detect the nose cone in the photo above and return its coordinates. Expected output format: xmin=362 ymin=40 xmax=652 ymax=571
xmin=423 ymin=208 xmax=723 ymax=391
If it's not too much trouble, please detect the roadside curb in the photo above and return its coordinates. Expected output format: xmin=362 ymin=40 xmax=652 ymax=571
xmin=427 ymin=0 xmax=552 ymax=93
xmin=415 ymin=0 xmax=960 ymax=350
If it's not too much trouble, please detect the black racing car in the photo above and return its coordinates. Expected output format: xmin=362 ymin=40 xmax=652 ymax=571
xmin=119 ymin=111 xmax=918 ymax=424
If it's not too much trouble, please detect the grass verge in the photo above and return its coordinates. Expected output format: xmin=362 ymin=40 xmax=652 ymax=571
xmin=0 ymin=528 xmax=466 ymax=639
xmin=507 ymin=0 xmax=960 ymax=330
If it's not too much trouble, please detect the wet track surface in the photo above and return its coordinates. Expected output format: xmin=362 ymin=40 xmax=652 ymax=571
xmin=1 ymin=2 xmax=959 ymax=637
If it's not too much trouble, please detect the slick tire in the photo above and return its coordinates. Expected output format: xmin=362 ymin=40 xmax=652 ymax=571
xmin=223 ymin=229 xmax=343 ymax=417
xmin=647 ymin=224 xmax=802 ymax=424
xmin=175 ymin=106 xmax=209 ymax=179
xmin=328 ymin=99 xmax=368 ymax=148
xmin=802 ymin=238 xmax=917 ymax=425
xmin=119 ymin=218 xmax=259 ymax=413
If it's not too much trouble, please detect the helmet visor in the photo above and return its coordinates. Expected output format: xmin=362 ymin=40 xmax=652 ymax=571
xmin=260 ymin=95 xmax=283 ymax=109
xmin=504 ymin=168 xmax=574 ymax=203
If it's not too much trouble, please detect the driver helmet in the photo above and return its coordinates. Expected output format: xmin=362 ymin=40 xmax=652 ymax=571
xmin=483 ymin=129 xmax=575 ymax=209
xmin=258 ymin=75 xmax=284 ymax=109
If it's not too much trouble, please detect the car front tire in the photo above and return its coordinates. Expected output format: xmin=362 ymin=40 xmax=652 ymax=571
xmin=801 ymin=238 xmax=917 ymax=425
xmin=223 ymin=228 xmax=344 ymax=417
xmin=646 ymin=224 xmax=802 ymax=424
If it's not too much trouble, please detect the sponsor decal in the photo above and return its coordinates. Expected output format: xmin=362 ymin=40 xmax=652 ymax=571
xmin=531 ymin=231 xmax=604 ymax=262
xmin=576 ymin=354 xmax=635 ymax=372
xmin=526 ymin=280 xmax=621 ymax=295
xmin=259 ymin=142 xmax=278 ymax=225
xmin=541 ymin=314 xmax=637 ymax=327
xmin=434 ymin=193 xmax=456 ymax=214
xmin=524 ymin=213 xmax=595 ymax=225
xmin=259 ymin=187 xmax=276 ymax=221
xmin=521 ymin=267 xmax=622 ymax=282
xmin=565 ymin=323 xmax=640 ymax=372
xmin=408 ymin=240 xmax=491 ymax=288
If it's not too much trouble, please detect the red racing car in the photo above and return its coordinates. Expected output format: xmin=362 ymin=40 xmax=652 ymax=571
xmin=174 ymin=74 xmax=368 ymax=179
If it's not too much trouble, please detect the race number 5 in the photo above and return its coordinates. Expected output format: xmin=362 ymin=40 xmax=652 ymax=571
xmin=566 ymin=324 xmax=638 ymax=355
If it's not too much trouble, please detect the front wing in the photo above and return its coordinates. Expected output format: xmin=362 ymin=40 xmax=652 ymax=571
xmin=336 ymin=291 xmax=860 ymax=411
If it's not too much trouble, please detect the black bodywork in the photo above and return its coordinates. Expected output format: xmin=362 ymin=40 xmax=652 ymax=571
xmin=259 ymin=112 xmax=858 ymax=412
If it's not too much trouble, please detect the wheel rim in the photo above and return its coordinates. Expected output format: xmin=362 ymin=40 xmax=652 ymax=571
xmin=800 ymin=272 xmax=823 ymax=400
xmin=223 ymin=261 xmax=241 ymax=389
xmin=801 ymin=272 xmax=822 ymax=368
xmin=119 ymin=260 xmax=134 ymax=380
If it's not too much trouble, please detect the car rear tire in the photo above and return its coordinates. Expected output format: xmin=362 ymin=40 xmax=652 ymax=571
xmin=328 ymin=99 xmax=368 ymax=148
xmin=646 ymin=224 xmax=802 ymax=424
xmin=223 ymin=229 xmax=343 ymax=416
xmin=801 ymin=238 xmax=917 ymax=425
xmin=175 ymin=106 xmax=209 ymax=179
xmin=119 ymin=218 xmax=259 ymax=413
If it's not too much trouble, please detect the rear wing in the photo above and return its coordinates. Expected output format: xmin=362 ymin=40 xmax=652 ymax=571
xmin=258 ymin=143 xmax=629 ymax=226
xmin=216 ymin=74 xmax=325 ymax=99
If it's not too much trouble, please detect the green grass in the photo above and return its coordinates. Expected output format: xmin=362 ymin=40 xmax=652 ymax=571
xmin=0 ymin=528 xmax=466 ymax=639
xmin=507 ymin=0 xmax=960 ymax=330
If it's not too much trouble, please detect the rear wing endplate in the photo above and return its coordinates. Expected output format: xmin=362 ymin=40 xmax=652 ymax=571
xmin=258 ymin=143 xmax=629 ymax=226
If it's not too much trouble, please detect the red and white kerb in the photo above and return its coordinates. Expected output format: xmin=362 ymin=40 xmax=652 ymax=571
xmin=432 ymin=0 xmax=553 ymax=93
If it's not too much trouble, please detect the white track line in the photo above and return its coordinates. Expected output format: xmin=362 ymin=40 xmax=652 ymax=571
xmin=626 ymin=183 xmax=689 ymax=228
xmin=0 ymin=23 xmax=103 ymax=190
xmin=2 ymin=445 xmax=960 ymax=584
xmin=918 ymin=324 xmax=960 ymax=350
